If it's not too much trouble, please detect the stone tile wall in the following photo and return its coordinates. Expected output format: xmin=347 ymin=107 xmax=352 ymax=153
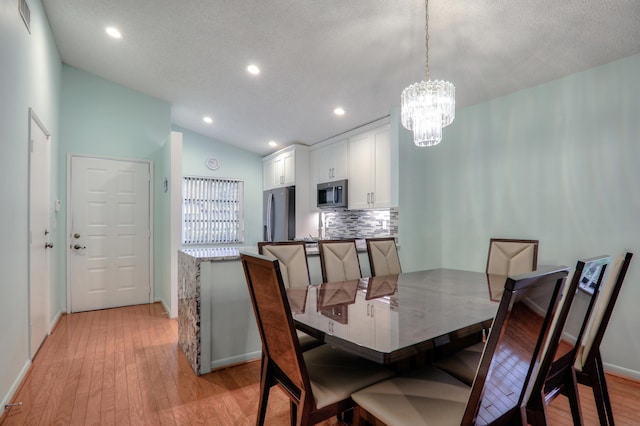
xmin=320 ymin=207 xmax=398 ymax=240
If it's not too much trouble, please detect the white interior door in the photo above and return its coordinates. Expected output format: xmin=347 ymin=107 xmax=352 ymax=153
xmin=70 ymin=156 xmax=151 ymax=312
xmin=29 ymin=111 xmax=52 ymax=358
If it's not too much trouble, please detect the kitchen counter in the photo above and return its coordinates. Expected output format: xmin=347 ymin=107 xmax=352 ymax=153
xmin=178 ymin=240 xmax=375 ymax=374
xmin=178 ymin=239 xmax=368 ymax=261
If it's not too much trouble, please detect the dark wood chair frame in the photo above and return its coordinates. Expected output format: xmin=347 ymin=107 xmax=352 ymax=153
xmin=241 ymin=252 xmax=359 ymax=425
xmin=365 ymin=237 xmax=401 ymax=277
xmin=486 ymin=238 xmax=539 ymax=274
xmin=572 ymin=252 xmax=632 ymax=426
xmin=352 ymin=266 xmax=571 ymax=426
xmin=317 ymin=239 xmax=361 ymax=283
xmin=525 ymin=255 xmax=612 ymax=426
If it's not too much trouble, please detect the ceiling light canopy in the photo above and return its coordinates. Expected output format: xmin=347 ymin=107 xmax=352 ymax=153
xmin=203 ymin=116 xmax=213 ymax=124
xmin=247 ymin=64 xmax=260 ymax=75
xmin=401 ymin=0 xmax=455 ymax=147
xmin=105 ymin=27 xmax=122 ymax=39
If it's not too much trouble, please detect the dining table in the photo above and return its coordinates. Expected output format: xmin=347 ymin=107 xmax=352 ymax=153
xmin=287 ymin=269 xmax=506 ymax=364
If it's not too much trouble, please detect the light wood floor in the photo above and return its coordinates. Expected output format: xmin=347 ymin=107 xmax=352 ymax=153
xmin=2 ymin=302 xmax=639 ymax=425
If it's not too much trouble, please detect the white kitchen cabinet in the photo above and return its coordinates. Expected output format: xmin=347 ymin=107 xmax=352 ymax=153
xmin=348 ymin=124 xmax=393 ymax=209
xmin=312 ymin=139 xmax=348 ymax=184
xmin=263 ymin=147 xmax=296 ymax=190
xmin=262 ymin=145 xmax=315 ymax=238
xmin=348 ymin=296 xmax=392 ymax=347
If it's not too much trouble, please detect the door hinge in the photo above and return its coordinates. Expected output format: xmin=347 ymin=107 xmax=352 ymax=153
xmin=29 ymin=139 xmax=34 ymax=152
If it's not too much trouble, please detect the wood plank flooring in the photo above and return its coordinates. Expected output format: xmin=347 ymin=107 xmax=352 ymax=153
xmin=2 ymin=302 xmax=639 ymax=425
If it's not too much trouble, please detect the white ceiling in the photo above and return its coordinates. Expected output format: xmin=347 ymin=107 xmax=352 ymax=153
xmin=43 ymin=0 xmax=640 ymax=156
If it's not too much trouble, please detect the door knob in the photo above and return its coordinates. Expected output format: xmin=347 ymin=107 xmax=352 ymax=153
xmin=73 ymin=233 xmax=81 ymax=238
xmin=45 ymin=243 xmax=54 ymax=249
xmin=74 ymin=244 xmax=86 ymax=250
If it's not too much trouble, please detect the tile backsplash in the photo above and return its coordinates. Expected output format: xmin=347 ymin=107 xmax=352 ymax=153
xmin=320 ymin=208 xmax=398 ymax=239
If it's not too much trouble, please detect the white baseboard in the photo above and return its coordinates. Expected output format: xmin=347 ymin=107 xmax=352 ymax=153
xmin=49 ymin=309 xmax=63 ymax=333
xmin=155 ymin=297 xmax=172 ymax=317
xmin=210 ymin=351 xmax=261 ymax=371
xmin=1 ymin=360 xmax=31 ymax=411
xmin=604 ymin=362 xmax=640 ymax=381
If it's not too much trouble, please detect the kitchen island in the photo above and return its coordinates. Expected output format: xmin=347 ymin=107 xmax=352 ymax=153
xmin=178 ymin=244 xmax=372 ymax=375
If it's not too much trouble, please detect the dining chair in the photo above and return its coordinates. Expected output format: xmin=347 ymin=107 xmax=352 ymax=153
xmin=240 ymin=252 xmax=395 ymax=426
xmin=486 ymin=238 xmax=539 ymax=276
xmin=524 ymin=255 xmax=612 ymax=425
xmin=318 ymin=239 xmax=362 ymax=283
xmin=571 ymin=252 xmax=633 ymax=426
xmin=351 ymin=266 xmax=570 ymax=426
xmin=435 ymin=256 xmax=611 ymax=390
xmin=366 ymin=237 xmax=401 ymax=276
xmin=257 ymin=241 xmax=322 ymax=352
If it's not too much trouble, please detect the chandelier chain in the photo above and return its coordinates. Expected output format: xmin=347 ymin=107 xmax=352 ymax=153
xmin=425 ymin=0 xmax=429 ymax=79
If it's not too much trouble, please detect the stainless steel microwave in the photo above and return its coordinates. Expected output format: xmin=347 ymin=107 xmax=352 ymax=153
xmin=317 ymin=180 xmax=348 ymax=209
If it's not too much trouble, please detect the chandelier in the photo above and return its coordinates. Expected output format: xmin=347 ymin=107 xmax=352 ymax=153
xmin=401 ymin=0 xmax=455 ymax=147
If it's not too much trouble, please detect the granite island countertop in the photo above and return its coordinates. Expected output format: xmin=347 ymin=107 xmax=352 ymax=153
xmin=179 ymin=239 xmax=370 ymax=261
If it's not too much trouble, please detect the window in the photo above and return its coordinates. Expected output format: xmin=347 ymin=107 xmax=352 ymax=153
xmin=182 ymin=176 xmax=244 ymax=244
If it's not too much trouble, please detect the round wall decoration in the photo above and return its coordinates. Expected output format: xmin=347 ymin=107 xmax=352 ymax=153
xmin=206 ymin=157 xmax=220 ymax=171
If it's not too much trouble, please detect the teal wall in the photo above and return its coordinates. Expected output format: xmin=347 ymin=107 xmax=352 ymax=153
xmin=394 ymin=107 xmax=443 ymax=272
xmin=175 ymin=125 xmax=264 ymax=246
xmin=59 ymin=65 xmax=172 ymax=309
xmin=425 ymin=53 xmax=640 ymax=378
xmin=0 ymin=0 xmax=61 ymax=408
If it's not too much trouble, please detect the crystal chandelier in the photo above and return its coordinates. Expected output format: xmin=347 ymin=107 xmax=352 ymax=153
xmin=401 ymin=0 xmax=455 ymax=147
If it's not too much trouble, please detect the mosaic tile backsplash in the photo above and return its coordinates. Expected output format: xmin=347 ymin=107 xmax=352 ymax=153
xmin=320 ymin=207 xmax=398 ymax=239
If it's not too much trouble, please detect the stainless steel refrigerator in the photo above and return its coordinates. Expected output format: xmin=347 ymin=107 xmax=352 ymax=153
xmin=263 ymin=186 xmax=295 ymax=241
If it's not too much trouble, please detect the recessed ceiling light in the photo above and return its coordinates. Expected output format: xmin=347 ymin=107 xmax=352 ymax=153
xmin=334 ymin=107 xmax=345 ymax=116
xmin=203 ymin=116 xmax=213 ymax=124
xmin=247 ymin=64 xmax=261 ymax=75
xmin=268 ymin=141 xmax=278 ymax=147
xmin=105 ymin=27 xmax=122 ymax=39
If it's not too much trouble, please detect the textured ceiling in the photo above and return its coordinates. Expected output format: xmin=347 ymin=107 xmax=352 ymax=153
xmin=43 ymin=0 xmax=640 ymax=155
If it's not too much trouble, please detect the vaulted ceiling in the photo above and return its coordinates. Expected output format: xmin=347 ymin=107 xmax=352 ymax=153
xmin=43 ymin=0 xmax=640 ymax=155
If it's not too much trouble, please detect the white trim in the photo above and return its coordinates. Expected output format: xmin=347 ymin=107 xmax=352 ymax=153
xmin=604 ymin=362 xmax=640 ymax=381
xmin=156 ymin=296 xmax=171 ymax=316
xmin=310 ymin=115 xmax=390 ymax=151
xmin=170 ymin=132 xmax=183 ymax=318
xmin=210 ymin=351 xmax=261 ymax=371
xmin=1 ymin=360 xmax=31 ymax=411
xmin=49 ymin=309 xmax=62 ymax=333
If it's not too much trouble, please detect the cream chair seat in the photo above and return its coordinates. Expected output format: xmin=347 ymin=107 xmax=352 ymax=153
xmin=366 ymin=237 xmax=401 ymax=276
xmin=318 ymin=239 xmax=361 ymax=283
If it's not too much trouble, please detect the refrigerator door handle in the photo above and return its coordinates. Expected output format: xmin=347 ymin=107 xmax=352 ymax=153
xmin=266 ymin=194 xmax=273 ymax=241
xmin=269 ymin=193 xmax=276 ymax=241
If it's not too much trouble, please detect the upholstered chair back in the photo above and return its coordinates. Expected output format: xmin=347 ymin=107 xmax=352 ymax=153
xmin=486 ymin=238 xmax=539 ymax=276
xmin=366 ymin=238 xmax=401 ymax=276
xmin=258 ymin=241 xmax=310 ymax=289
xmin=318 ymin=240 xmax=362 ymax=283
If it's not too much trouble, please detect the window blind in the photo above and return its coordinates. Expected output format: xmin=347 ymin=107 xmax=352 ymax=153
xmin=182 ymin=176 xmax=244 ymax=244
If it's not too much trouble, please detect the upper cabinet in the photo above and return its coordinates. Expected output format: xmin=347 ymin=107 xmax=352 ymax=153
xmin=311 ymin=139 xmax=348 ymax=184
xmin=263 ymin=146 xmax=296 ymax=190
xmin=348 ymin=124 xmax=393 ymax=209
